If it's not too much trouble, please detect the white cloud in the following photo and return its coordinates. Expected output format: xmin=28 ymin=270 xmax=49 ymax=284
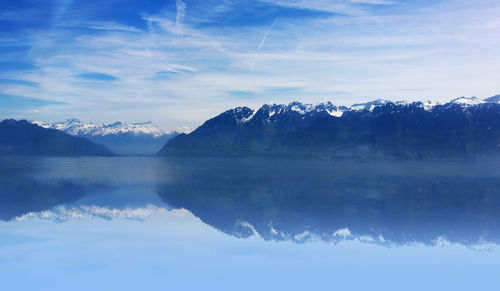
xmin=6 ymin=0 xmax=500 ymax=130
xmin=258 ymin=0 xmax=367 ymax=15
xmin=82 ymin=21 xmax=142 ymax=32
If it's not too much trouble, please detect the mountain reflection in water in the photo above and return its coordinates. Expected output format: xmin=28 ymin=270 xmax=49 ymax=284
xmin=0 ymin=157 xmax=103 ymax=221
xmin=157 ymin=157 xmax=500 ymax=245
xmin=1 ymin=156 xmax=500 ymax=246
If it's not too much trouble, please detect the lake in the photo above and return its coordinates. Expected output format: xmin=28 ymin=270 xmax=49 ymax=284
xmin=1 ymin=156 xmax=500 ymax=290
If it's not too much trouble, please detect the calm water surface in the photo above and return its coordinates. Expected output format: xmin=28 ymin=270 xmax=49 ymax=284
xmin=1 ymin=156 xmax=500 ymax=290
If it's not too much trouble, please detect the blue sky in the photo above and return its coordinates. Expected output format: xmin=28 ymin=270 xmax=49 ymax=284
xmin=0 ymin=0 xmax=499 ymax=129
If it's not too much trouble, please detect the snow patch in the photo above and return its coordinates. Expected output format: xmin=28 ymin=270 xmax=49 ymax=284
xmin=240 ymin=109 xmax=257 ymax=123
xmin=351 ymin=99 xmax=390 ymax=111
xmin=290 ymin=105 xmax=307 ymax=114
xmin=422 ymin=100 xmax=440 ymax=111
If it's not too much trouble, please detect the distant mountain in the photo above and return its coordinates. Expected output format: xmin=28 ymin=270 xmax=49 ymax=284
xmin=158 ymin=95 xmax=500 ymax=159
xmin=33 ymin=119 xmax=181 ymax=155
xmin=0 ymin=119 xmax=113 ymax=156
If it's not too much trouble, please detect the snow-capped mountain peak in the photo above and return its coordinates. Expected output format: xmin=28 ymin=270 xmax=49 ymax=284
xmin=449 ymin=96 xmax=485 ymax=106
xmin=233 ymin=95 xmax=500 ymax=124
xmin=235 ymin=95 xmax=500 ymax=124
xmin=236 ymin=101 xmax=351 ymax=124
xmin=420 ymin=101 xmax=441 ymax=111
xmin=350 ymin=99 xmax=391 ymax=111
xmin=32 ymin=119 xmax=169 ymax=138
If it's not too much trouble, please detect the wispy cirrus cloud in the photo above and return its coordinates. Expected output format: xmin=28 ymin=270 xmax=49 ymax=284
xmin=350 ymin=0 xmax=395 ymax=4
xmin=75 ymin=73 xmax=118 ymax=81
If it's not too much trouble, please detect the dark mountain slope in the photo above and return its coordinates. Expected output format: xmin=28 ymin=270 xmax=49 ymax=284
xmin=0 ymin=119 xmax=113 ymax=156
xmin=158 ymin=100 xmax=500 ymax=159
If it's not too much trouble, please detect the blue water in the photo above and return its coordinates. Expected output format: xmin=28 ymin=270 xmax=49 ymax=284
xmin=1 ymin=156 xmax=500 ymax=290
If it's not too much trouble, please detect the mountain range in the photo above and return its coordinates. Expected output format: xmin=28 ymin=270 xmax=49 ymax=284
xmin=32 ymin=119 xmax=182 ymax=155
xmin=158 ymin=95 xmax=500 ymax=159
xmin=0 ymin=119 xmax=113 ymax=156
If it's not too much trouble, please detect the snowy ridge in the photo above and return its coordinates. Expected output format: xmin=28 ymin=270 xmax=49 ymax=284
xmin=32 ymin=119 xmax=173 ymax=138
xmin=449 ymin=96 xmax=485 ymax=106
xmin=231 ymin=95 xmax=499 ymax=124
xmin=351 ymin=99 xmax=391 ymax=111
xmin=239 ymin=101 xmax=350 ymax=123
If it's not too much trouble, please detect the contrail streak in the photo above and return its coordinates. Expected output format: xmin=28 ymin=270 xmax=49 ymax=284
xmin=257 ymin=17 xmax=279 ymax=51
